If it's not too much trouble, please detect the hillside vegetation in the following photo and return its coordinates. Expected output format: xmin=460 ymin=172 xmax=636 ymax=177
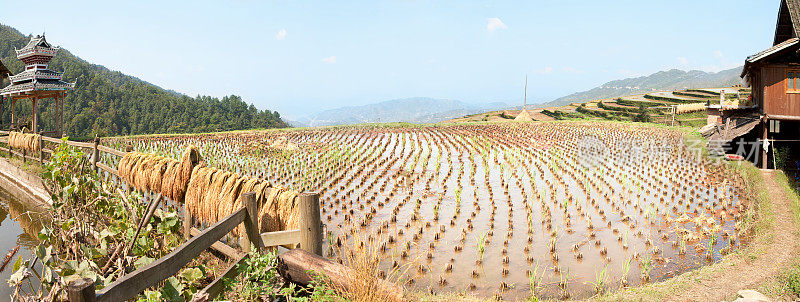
xmin=538 ymin=68 xmax=744 ymax=109
xmin=0 ymin=24 xmax=287 ymax=139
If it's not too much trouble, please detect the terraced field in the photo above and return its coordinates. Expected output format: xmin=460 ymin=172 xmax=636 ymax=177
xmin=108 ymin=122 xmax=753 ymax=300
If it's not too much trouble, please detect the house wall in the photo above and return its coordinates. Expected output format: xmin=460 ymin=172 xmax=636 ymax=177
xmin=762 ymin=65 xmax=800 ymax=117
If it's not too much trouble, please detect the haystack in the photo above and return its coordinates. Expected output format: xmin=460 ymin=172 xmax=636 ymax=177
xmin=514 ymin=109 xmax=533 ymax=122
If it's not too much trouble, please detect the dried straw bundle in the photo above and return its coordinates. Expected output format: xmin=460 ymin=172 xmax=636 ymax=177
xmin=8 ymin=131 xmax=42 ymax=152
xmin=180 ymin=164 xmax=301 ymax=237
xmin=116 ymin=145 xmax=202 ymax=203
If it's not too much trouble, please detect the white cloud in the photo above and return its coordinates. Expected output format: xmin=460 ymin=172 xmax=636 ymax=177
xmin=534 ymin=66 xmax=553 ymax=74
xmin=322 ymin=56 xmax=337 ymax=64
xmin=562 ymin=66 xmax=584 ymax=74
xmin=275 ymin=28 xmax=287 ymax=40
xmin=714 ymin=50 xmax=724 ymax=60
xmin=486 ymin=18 xmax=507 ymax=32
xmin=677 ymin=57 xmax=689 ymax=65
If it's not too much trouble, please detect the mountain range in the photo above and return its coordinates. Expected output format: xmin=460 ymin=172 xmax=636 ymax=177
xmin=535 ymin=67 xmax=743 ymax=108
xmin=298 ymin=67 xmax=744 ymax=126
xmin=295 ymin=98 xmax=507 ymax=127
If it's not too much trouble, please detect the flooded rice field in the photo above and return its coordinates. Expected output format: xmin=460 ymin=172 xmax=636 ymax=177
xmin=115 ymin=122 xmax=751 ymax=300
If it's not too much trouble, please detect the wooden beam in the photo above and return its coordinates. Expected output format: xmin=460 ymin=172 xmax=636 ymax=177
xmin=96 ymin=207 xmax=247 ymax=302
xmin=260 ymin=229 xmax=301 ymax=248
xmin=766 ymin=114 xmax=800 ymax=121
xmin=96 ymin=162 xmax=119 ymax=178
xmin=189 ymin=228 xmax=242 ymax=259
xmin=98 ymin=145 xmax=126 ymax=157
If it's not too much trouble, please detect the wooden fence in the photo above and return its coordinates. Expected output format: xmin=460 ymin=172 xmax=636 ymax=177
xmin=0 ymin=131 xmax=324 ymax=301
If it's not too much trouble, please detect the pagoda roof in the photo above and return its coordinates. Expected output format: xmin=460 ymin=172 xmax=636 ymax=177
xmin=9 ymin=69 xmax=63 ymax=83
xmin=15 ymin=34 xmax=59 ymax=59
xmin=0 ymin=79 xmax=75 ymax=97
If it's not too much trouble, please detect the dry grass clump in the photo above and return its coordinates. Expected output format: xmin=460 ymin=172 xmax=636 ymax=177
xmin=328 ymin=231 xmax=413 ymax=302
xmin=8 ymin=130 xmax=41 ymax=152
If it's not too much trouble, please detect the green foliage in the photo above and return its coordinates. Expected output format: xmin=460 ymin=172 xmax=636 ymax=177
xmin=8 ymin=142 xmax=201 ymax=301
xmin=0 ymin=25 xmax=287 ymax=139
xmin=781 ymin=263 xmax=800 ymax=297
xmin=222 ymin=248 xmax=344 ymax=301
xmin=633 ymin=105 xmax=652 ymax=123
xmin=223 ymin=248 xmax=280 ymax=300
xmin=775 ymin=146 xmax=792 ymax=170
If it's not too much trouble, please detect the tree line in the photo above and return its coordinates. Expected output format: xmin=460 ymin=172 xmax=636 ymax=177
xmin=0 ymin=24 xmax=287 ymax=139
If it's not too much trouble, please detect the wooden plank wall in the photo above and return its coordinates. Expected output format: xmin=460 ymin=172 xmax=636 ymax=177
xmin=762 ymin=65 xmax=800 ymax=117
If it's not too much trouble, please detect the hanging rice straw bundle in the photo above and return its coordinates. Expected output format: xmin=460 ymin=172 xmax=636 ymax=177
xmin=185 ymin=166 xmax=212 ymax=219
xmin=258 ymin=186 xmax=282 ymax=233
xmin=175 ymin=145 xmax=201 ymax=202
xmin=8 ymin=131 xmax=42 ymax=152
xmin=116 ymin=145 xmax=203 ymax=203
xmin=276 ymin=189 xmax=299 ymax=230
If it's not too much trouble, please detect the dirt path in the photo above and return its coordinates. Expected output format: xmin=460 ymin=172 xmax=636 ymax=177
xmin=666 ymin=170 xmax=800 ymax=301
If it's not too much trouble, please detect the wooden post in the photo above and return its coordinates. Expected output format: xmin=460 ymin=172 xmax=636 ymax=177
xmin=67 ymin=278 xmax=96 ymax=302
xmin=298 ymin=192 xmax=322 ymax=256
xmin=10 ymin=99 xmax=15 ymax=130
xmin=32 ymin=97 xmax=37 ymax=133
xmin=242 ymin=192 xmax=262 ymax=253
xmin=183 ymin=204 xmax=192 ymax=240
xmin=762 ymin=118 xmax=768 ymax=169
xmin=39 ymin=134 xmax=44 ymax=163
xmin=92 ymin=135 xmax=99 ymax=173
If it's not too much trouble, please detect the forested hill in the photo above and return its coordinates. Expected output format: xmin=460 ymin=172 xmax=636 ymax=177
xmin=0 ymin=24 xmax=287 ymax=139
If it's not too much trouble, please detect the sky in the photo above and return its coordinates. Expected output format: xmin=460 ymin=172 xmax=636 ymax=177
xmin=0 ymin=0 xmax=778 ymax=119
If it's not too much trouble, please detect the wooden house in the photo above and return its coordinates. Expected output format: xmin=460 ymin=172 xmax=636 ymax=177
xmin=724 ymin=0 xmax=800 ymax=169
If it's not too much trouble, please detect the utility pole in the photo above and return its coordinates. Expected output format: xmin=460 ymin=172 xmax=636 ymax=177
xmin=523 ymin=75 xmax=528 ymax=110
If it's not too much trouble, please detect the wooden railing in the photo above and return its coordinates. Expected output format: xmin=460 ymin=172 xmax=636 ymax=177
xmin=67 ymin=192 xmax=322 ymax=302
xmin=0 ymin=131 xmax=325 ymax=301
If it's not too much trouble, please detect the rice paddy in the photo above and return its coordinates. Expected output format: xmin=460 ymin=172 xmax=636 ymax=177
xmin=105 ymin=122 xmax=751 ymax=300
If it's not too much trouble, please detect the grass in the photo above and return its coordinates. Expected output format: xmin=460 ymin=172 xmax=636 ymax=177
xmin=329 ymin=230 xmax=416 ymax=302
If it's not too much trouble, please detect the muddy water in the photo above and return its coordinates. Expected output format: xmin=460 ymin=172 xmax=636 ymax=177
xmin=123 ymin=124 xmax=746 ymax=300
xmin=316 ymin=126 xmax=743 ymax=301
xmin=0 ymin=188 xmax=43 ymax=301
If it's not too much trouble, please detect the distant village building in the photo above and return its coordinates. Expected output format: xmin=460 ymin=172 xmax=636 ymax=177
xmin=706 ymin=0 xmax=800 ymax=169
xmin=0 ymin=34 xmax=74 ymax=137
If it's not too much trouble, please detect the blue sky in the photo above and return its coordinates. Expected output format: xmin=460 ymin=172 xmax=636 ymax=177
xmin=0 ymin=0 xmax=777 ymax=119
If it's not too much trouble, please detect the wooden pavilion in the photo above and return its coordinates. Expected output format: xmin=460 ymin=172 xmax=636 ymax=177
xmin=738 ymin=0 xmax=800 ymax=169
xmin=0 ymin=34 xmax=73 ymax=137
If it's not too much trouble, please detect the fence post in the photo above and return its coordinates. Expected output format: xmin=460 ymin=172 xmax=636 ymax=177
xmin=298 ymin=192 xmax=322 ymax=256
xmin=183 ymin=204 xmax=192 ymax=240
xmin=67 ymin=278 xmax=96 ymax=302
xmin=92 ymin=135 xmax=99 ymax=174
xmin=39 ymin=135 xmax=44 ymax=163
xmin=242 ymin=192 xmax=263 ymax=253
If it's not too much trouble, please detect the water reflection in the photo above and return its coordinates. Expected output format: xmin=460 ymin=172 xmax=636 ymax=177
xmin=0 ymin=187 xmax=45 ymax=302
